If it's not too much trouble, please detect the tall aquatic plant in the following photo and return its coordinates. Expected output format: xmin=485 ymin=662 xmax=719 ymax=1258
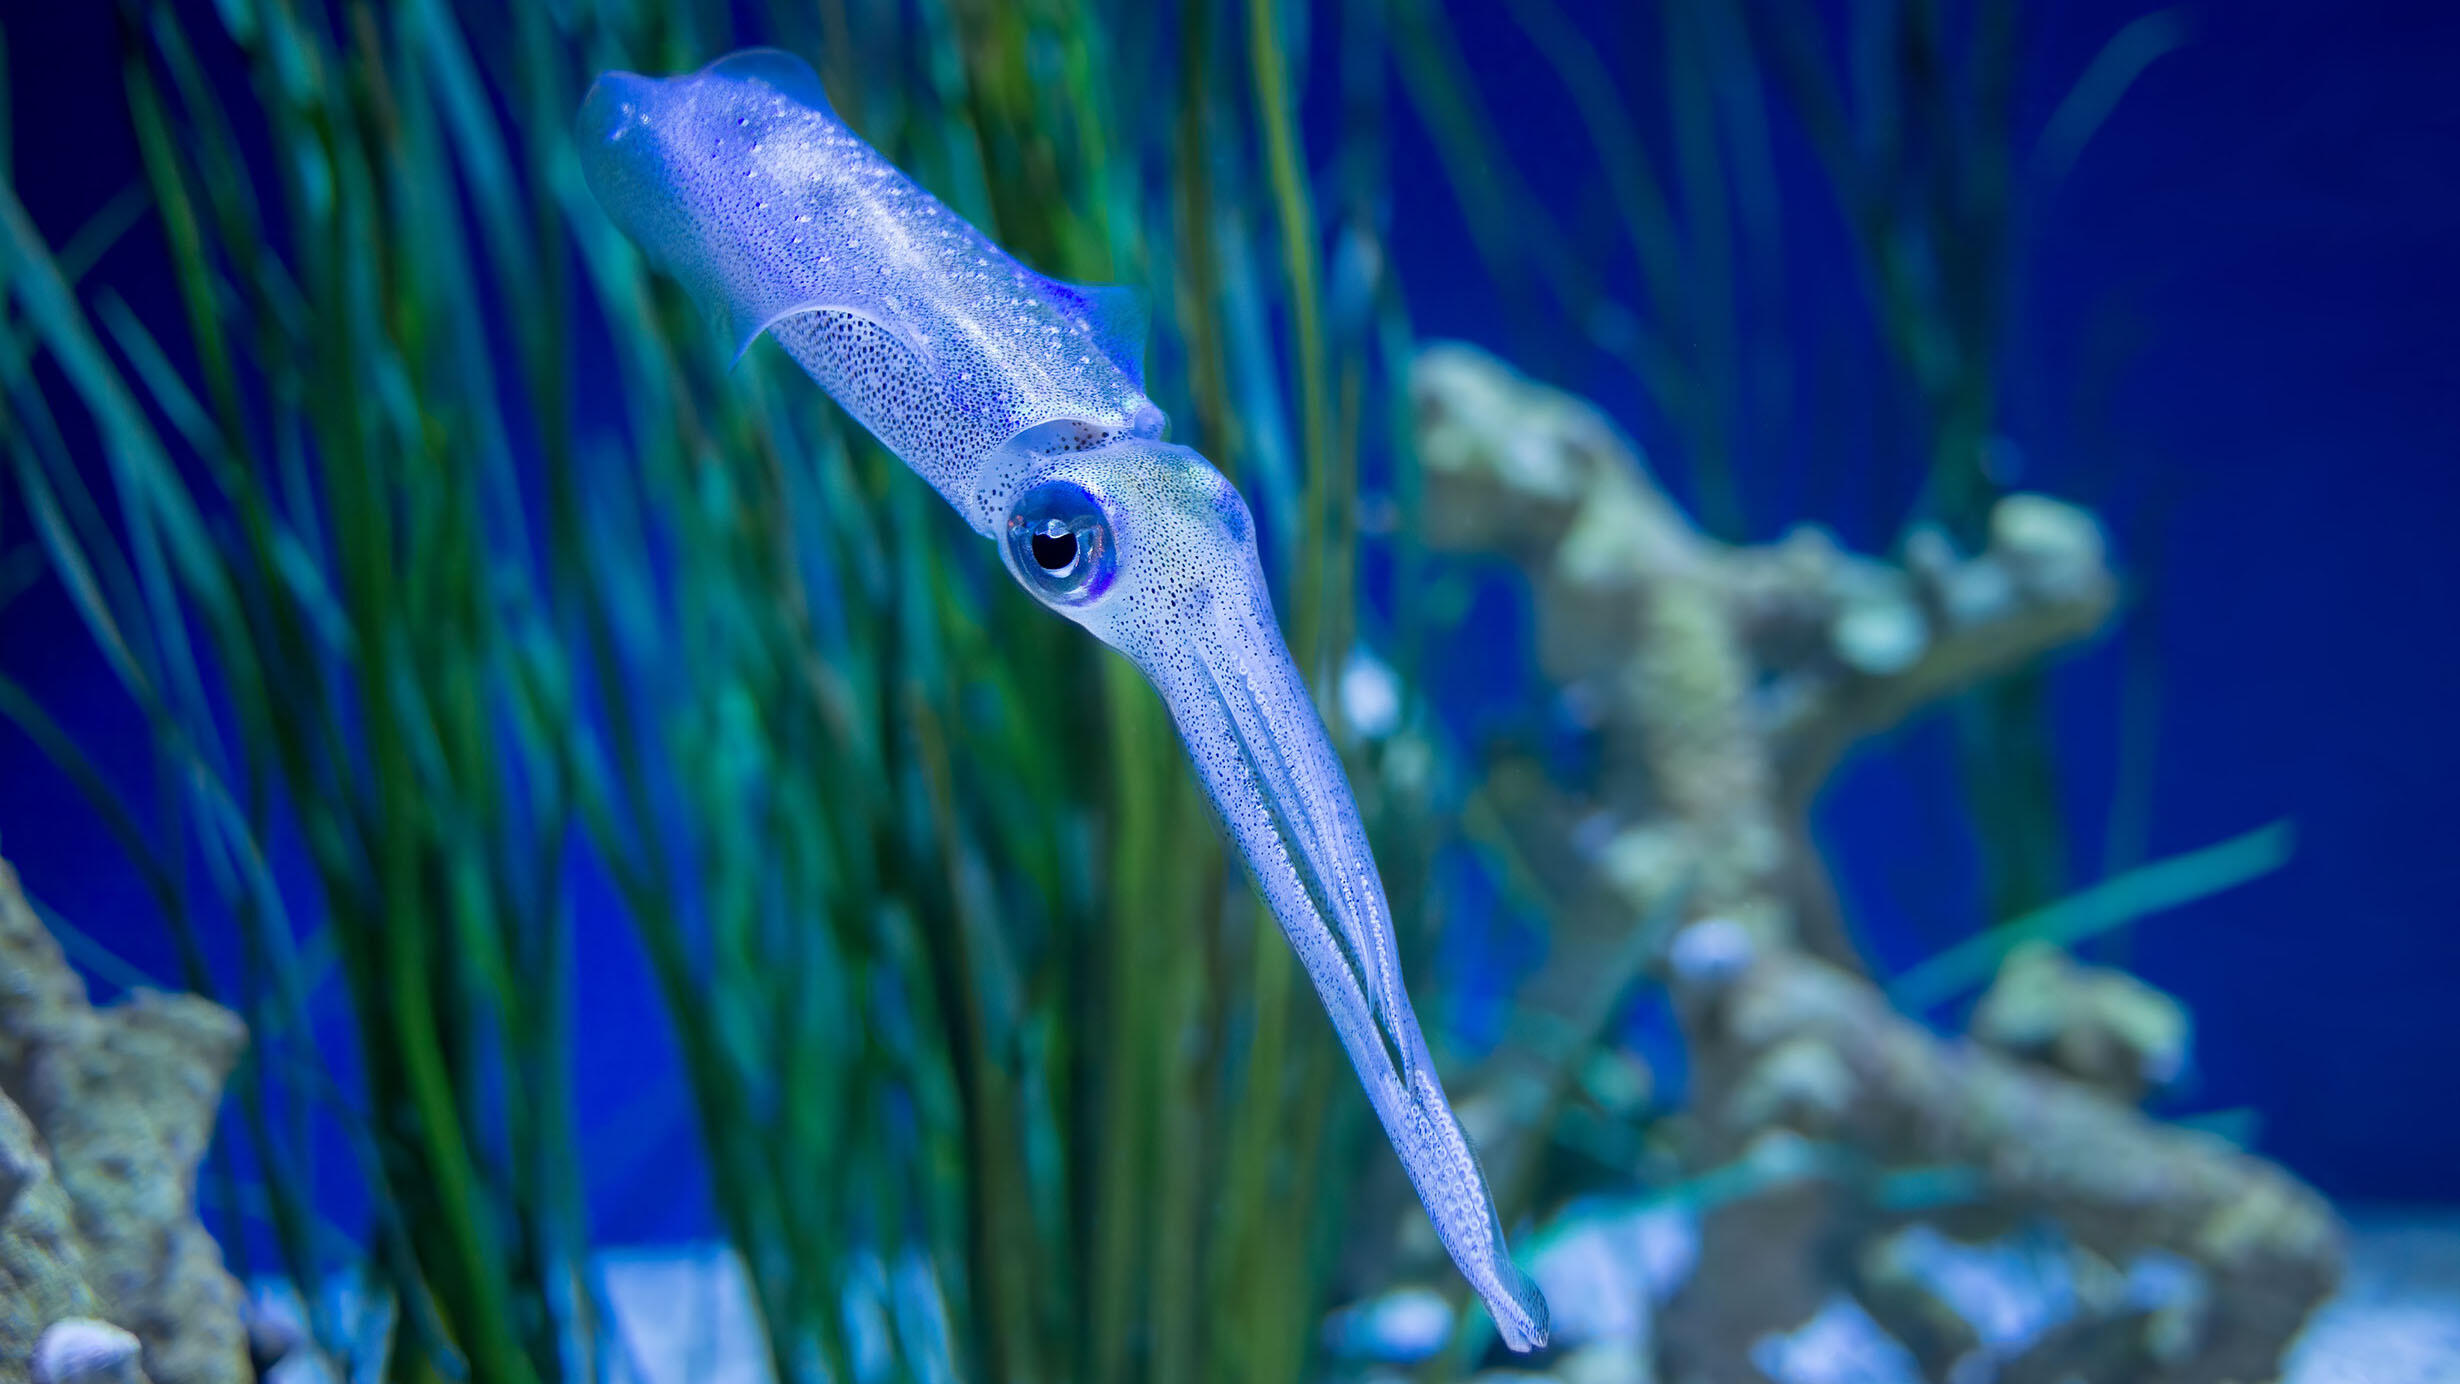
xmin=1 ymin=0 xmax=1436 ymax=1380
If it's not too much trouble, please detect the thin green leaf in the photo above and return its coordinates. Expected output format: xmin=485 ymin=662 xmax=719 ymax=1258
xmin=1890 ymin=820 xmax=2295 ymax=1011
xmin=2033 ymin=9 xmax=2190 ymax=188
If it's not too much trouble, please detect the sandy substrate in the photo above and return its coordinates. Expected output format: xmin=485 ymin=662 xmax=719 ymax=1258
xmin=255 ymin=1209 xmax=2460 ymax=1382
xmin=2284 ymin=1211 xmax=2460 ymax=1384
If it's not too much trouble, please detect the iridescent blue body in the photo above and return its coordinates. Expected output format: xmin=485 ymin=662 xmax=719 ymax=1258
xmin=579 ymin=50 xmax=1548 ymax=1350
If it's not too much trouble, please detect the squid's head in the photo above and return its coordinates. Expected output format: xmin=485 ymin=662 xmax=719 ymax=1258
xmin=994 ymin=440 xmax=1372 ymax=968
xmin=996 ymin=439 xmax=1258 ymax=664
xmin=997 ymin=438 xmax=1548 ymax=1352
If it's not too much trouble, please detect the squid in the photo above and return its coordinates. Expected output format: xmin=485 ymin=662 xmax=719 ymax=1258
xmin=578 ymin=50 xmax=1548 ymax=1352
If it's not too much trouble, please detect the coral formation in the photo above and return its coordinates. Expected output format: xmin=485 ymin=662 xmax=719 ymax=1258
xmin=1408 ymin=342 xmax=2341 ymax=1382
xmin=0 ymin=857 xmax=250 ymax=1384
xmin=1971 ymin=941 xmax=2190 ymax=1103
xmin=1 ymin=1095 xmax=98 ymax=1370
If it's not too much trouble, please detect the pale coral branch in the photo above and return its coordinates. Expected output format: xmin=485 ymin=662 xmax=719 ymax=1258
xmin=1398 ymin=340 xmax=2334 ymax=1383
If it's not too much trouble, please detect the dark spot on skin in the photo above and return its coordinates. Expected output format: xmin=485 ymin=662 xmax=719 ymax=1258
xmin=1032 ymin=530 xmax=1079 ymax=570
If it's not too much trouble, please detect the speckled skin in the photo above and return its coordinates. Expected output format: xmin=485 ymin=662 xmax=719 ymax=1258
xmin=577 ymin=51 xmax=1547 ymax=1350
xmin=578 ymin=49 xmax=1155 ymax=535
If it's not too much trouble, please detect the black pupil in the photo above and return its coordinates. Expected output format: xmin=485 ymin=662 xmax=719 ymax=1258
xmin=1030 ymin=529 xmax=1079 ymax=571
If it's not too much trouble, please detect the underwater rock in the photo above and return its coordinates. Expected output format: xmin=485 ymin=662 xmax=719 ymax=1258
xmin=1697 ymin=951 xmax=2340 ymax=1383
xmin=1854 ymin=1222 xmax=2215 ymax=1382
xmin=29 ymin=1318 xmax=145 ymax=1384
xmin=1407 ymin=343 xmax=2333 ymax=1384
xmin=0 ymin=857 xmax=251 ymax=1384
xmin=1407 ymin=340 xmax=2121 ymax=1158
xmin=0 ymin=1092 xmax=100 ymax=1377
xmin=1970 ymin=941 xmax=2190 ymax=1102
xmin=1725 ymin=1038 xmax=1856 ymax=1136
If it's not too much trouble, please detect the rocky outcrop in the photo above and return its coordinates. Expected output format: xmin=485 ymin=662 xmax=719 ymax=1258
xmin=0 ymin=856 xmax=249 ymax=1384
xmin=1688 ymin=946 xmax=2339 ymax=1383
xmin=1 ymin=1094 xmax=99 ymax=1371
xmin=1970 ymin=941 xmax=2190 ymax=1103
xmin=1406 ymin=342 xmax=2341 ymax=1383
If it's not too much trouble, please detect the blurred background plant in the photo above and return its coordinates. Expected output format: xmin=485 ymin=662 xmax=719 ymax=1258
xmin=0 ymin=0 xmax=1416 ymax=1377
xmin=0 ymin=0 xmax=2437 ymax=1381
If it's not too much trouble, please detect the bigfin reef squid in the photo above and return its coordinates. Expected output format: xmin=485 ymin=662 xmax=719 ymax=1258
xmin=578 ymin=49 xmax=1548 ymax=1353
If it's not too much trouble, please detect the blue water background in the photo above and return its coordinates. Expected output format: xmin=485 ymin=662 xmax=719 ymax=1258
xmin=0 ymin=0 xmax=2452 ymax=1254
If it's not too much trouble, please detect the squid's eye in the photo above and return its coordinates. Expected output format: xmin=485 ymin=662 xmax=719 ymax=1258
xmin=1005 ymin=478 xmax=1117 ymax=606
